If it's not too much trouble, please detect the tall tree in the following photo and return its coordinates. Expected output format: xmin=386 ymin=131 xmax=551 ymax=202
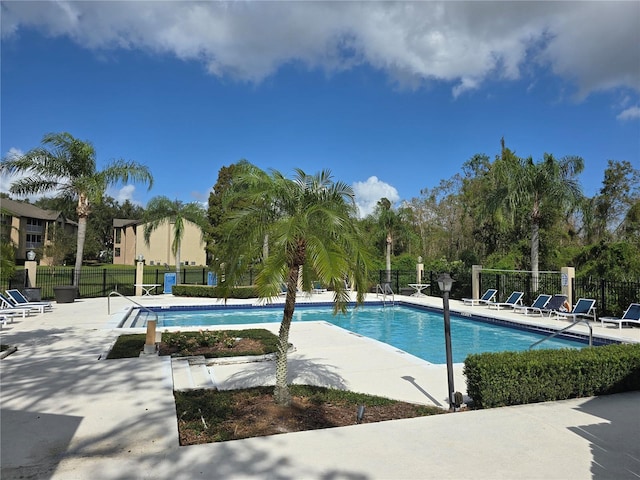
xmin=1 ymin=132 xmax=153 ymax=285
xmin=142 ymin=196 xmax=208 ymax=278
xmin=374 ymin=198 xmax=400 ymax=284
xmin=218 ymin=165 xmax=370 ymax=406
xmin=487 ymin=139 xmax=584 ymax=283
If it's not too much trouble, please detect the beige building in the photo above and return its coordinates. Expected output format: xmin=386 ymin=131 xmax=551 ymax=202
xmin=0 ymin=197 xmax=77 ymax=265
xmin=112 ymin=218 xmax=206 ymax=266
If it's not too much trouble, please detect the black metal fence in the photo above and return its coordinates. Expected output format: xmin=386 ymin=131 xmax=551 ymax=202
xmin=574 ymin=278 xmax=640 ymax=318
xmin=479 ymin=270 xmax=640 ymax=318
xmin=479 ymin=271 xmax=562 ymax=306
xmin=378 ymin=270 xmax=472 ymax=300
xmin=2 ymin=266 xmax=224 ymax=300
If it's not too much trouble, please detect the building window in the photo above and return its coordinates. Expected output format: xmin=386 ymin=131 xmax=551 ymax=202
xmin=26 ymin=234 xmax=43 ymax=249
xmin=115 ymin=228 xmax=122 ymax=244
xmin=26 ymin=218 xmax=44 ymax=234
xmin=114 ymin=247 xmax=121 ymax=257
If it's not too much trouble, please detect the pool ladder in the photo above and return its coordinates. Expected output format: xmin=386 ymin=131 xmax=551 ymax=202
xmin=376 ymin=283 xmax=395 ymax=306
xmin=529 ymin=318 xmax=593 ymax=350
xmin=107 ymin=291 xmax=159 ymax=325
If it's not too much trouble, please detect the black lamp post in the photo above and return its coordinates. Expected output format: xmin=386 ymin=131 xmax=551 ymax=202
xmin=438 ymin=273 xmax=455 ymax=410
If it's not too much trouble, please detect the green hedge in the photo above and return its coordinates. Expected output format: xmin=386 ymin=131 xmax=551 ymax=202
xmin=172 ymin=284 xmax=258 ymax=299
xmin=464 ymin=343 xmax=640 ymax=409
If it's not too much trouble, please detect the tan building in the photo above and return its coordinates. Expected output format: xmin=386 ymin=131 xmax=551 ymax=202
xmin=112 ymin=218 xmax=206 ymax=266
xmin=0 ymin=197 xmax=77 ymax=265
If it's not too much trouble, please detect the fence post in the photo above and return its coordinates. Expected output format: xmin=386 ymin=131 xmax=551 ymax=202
xmin=600 ymin=279 xmax=606 ymax=315
xmin=471 ymin=265 xmax=482 ymax=300
xmin=102 ymin=269 xmax=107 ymax=295
xmin=135 ymin=258 xmax=144 ymax=296
xmin=561 ymin=266 xmax=575 ymax=308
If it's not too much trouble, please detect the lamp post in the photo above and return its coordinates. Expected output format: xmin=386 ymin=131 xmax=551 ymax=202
xmin=438 ymin=272 xmax=455 ymax=410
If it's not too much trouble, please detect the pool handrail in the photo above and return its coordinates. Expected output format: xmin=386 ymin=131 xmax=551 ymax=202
xmin=529 ymin=318 xmax=593 ymax=350
xmin=107 ymin=291 xmax=159 ymax=325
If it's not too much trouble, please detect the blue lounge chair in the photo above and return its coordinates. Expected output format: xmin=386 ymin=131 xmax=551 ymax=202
xmin=312 ymin=281 xmax=327 ymax=293
xmin=540 ymin=294 xmax=569 ymax=316
xmin=487 ymin=291 xmax=524 ymax=310
xmin=3 ymin=290 xmax=52 ymax=313
xmin=0 ymin=293 xmax=33 ymax=318
xmin=600 ymin=303 xmax=640 ymax=330
xmin=462 ymin=289 xmax=497 ymax=306
xmin=513 ymin=294 xmax=552 ymax=315
xmin=554 ymin=298 xmax=596 ymax=322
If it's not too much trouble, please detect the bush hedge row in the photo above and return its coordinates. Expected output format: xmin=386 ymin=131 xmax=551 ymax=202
xmin=464 ymin=343 xmax=640 ymax=409
xmin=171 ymin=284 xmax=258 ymax=299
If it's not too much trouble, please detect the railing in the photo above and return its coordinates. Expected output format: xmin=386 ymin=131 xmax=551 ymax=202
xmin=107 ymin=291 xmax=158 ymax=325
xmin=529 ymin=318 xmax=593 ymax=350
xmin=376 ymin=283 xmax=395 ymax=306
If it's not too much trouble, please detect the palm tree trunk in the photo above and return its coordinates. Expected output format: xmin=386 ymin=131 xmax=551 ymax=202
xmin=175 ymin=244 xmax=181 ymax=282
xmin=531 ymin=221 xmax=540 ymax=291
xmin=74 ymin=216 xmax=88 ymax=286
xmin=274 ymin=264 xmax=299 ymax=407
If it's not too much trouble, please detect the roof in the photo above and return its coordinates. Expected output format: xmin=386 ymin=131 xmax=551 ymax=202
xmin=113 ymin=218 xmax=141 ymax=228
xmin=0 ymin=197 xmax=62 ymax=221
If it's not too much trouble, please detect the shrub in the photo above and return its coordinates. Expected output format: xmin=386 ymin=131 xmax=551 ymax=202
xmin=464 ymin=343 xmax=640 ymax=408
xmin=172 ymin=285 xmax=258 ymax=298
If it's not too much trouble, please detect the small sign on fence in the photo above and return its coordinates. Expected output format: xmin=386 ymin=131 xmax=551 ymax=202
xmin=164 ymin=273 xmax=177 ymax=294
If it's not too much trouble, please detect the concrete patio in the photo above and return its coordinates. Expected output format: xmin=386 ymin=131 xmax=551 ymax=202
xmin=1 ymin=293 xmax=639 ymax=479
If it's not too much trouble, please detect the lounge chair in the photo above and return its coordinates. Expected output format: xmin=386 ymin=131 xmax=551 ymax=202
xmin=600 ymin=303 xmax=640 ymax=330
xmin=0 ymin=294 xmax=33 ymax=318
xmin=487 ymin=291 xmax=524 ymax=310
xmin=513 ymin=294 xmax=552 ymax=315
xmin=540 ymin=294 xmax=569 ymax=317
xmin=462 ymin=288 xmax=497 ymax=306
xmin=312 ymin=282 xmax=327 ymax=293
xmin=554 ymin=298 xmax=596 ymax=322
xmin=5 ymin=289 xmax=53 ymax=311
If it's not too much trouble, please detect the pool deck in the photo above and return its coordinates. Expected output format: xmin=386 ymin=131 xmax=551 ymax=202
xmin=1 ymin=292 xmax=639 ymax=479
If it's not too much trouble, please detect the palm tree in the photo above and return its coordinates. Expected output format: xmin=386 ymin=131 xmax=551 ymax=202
xmin=142 ymin=196 xmax=209 ymax=279
xmin=218 ymin=165 xmax=370 ymax=406
xmin=1 ymin=132 xmax=153 ymax=285
xmin=487 ymin=139 xmax=584 ymax=286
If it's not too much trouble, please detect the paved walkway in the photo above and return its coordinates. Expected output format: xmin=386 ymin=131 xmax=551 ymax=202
xmin=1 ymin=293 xmax=639 ymax=479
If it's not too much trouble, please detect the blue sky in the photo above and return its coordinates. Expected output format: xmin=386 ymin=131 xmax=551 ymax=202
xmin=1 ymin=1 xmax=639 ymax=217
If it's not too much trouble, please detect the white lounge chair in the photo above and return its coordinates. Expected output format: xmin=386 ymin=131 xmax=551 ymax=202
xmin=5 ymin=289 xmax=53 ymax=312
xmin=513 ymin=294 xmax=552 ymax=315
xmin=600 ymin=303 xmax=640 ymax=330
xmin=462 ymin=289 xmax=497 ymax=306
xmin=487 ymin=291 xmax=524 ymax=310
xmin=0 ymin=294 xmax=33 ymax=318
xmin=554 ymin=298 xmax=596 ymax=322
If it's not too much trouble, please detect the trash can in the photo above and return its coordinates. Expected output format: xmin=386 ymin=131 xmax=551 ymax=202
xmin=23 ymin=287 xmax=42 ymax=302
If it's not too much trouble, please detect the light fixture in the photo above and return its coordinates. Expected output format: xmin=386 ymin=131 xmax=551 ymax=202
xmin=137 ymin=254 xmax=144 ymax=262
xmin=417 ymin=256 xmax=423 ymax=264
xmin=437 ymin=272 xmax=453 ymax=293
xmin=26 ymin=250 xmax=36 ymax=261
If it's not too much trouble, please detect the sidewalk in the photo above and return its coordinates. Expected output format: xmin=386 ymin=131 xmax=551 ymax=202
xmin=1 ymin=295 xmax=639 ymax=479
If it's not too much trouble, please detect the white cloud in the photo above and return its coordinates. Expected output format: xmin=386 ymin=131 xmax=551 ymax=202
xmin=352 ymin=176 xmax=400 ymax=218
xmin=2 ymin=2 xmax=637 ymax=100
xmin=617 ymin=106 xmax=640 ymax=122
xmin=0 ymin=148 xmax=24 ymax=195
xmin=109 ymin=184 xmax=138 ymax=205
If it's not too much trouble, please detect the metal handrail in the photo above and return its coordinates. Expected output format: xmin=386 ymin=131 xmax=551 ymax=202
xmin=376 ymin=283 xmax=395 ymax=306
xmin=529 ymin=318 xmax=593 ymax=350
xmin=107 ymin=291 xmax=158 ymax=325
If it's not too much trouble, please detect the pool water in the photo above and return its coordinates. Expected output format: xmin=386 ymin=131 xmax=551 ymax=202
xmin=132 ymin=304 xmax=588 ymax=364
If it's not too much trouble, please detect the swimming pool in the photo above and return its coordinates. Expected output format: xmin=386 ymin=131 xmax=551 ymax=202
xmin=127 ymin=303 xmax=600 ymax=364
